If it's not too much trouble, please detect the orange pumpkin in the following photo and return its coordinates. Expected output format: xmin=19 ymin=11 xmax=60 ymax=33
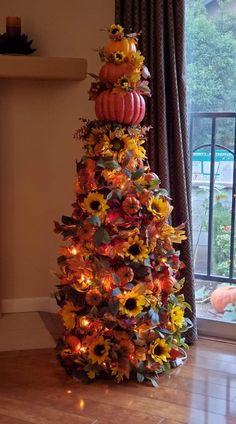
xmin=122 ymin=195 xmax=141 ymax=215
xmin=66 ymin=335 xmax=81 ymax=353
xmin=158 ymin=275 xmax=177 ymax=294
xmin=104 ymin=38 xmax=136 ymax=58
xmin=210 ymin=286 xmax=236 ymax=313
xmin=95 ymin=89 xmax=146 ymax=125
xmin=99 ymin=62 xmax=134 ymax=84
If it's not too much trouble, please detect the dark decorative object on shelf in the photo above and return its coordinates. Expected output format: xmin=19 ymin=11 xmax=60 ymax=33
xmin=0 ymin=33 xmax=36 ymax=55
xmin=0 ymin=17 xmax=36 ymax=55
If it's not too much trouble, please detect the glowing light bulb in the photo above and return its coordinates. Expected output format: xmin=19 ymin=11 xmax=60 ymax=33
xmin=71 ymin=247 xmax=78 ymax=255
xmin=123 ymin=290 xmax=127 ymax=295
xmin=67 ymin=390 xmax=72 ymax=394
xmin=80 ymin=317 xmax=90 ymax=328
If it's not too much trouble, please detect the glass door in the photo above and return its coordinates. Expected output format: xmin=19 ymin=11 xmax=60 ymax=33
xmin=186 ymin=0 xmax=236 ymax=340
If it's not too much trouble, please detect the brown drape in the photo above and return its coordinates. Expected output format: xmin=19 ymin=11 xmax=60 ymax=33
xmin=115 ymin=0 xmax=197 ymax=343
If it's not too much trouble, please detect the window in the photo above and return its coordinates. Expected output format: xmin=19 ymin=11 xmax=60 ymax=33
xmin=186 ymin=0 xmax=236 ymax=323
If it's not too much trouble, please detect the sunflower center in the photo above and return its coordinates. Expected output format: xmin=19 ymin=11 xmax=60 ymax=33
xmin=120 ymin=78 xmax=129 ymax=87
xmin=128 ymin=244 xmax=141 ymax=256
xmin=111 ymin=137 xmax=125 ymax=151
xmin=115 ymin=53 xmax=123 ymax=60
xmin=152 ymin=203 xmax=160 ymax=212
xmin=124 ymin=298 xmax=137 ymax=311
xmin=94 ymin=344 xmax=105 ymax=356
xmin=111 ymin=28 xmax=119 ymax=34
xmin=154 ymin=345 xmax=163 ymax=356
xmin=90 ymin=201 xmax=101 ymax=211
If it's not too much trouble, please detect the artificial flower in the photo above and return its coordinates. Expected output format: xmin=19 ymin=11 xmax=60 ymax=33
xmin=110 ymin=51 xmax=126 ymax=63
xmin=108 ymin=24 xmax=124 ymax=40
xmin=97 ymin=268 xmax=114 ymax=291
xmin=123 ymin=235 xmax=149 ymax=262
xmin=86 ymin=288 xmax=102 ymax=306
xmin=87 ymin=335 xmax=110 ymax=364
xmin=111 ymin=359 xmax=130 ymax=382
xmin=170 ymin=306 xmax=185 ymax=330
xmin=119 ymin=291 xmax=145 ymax=317
xmin=148 ymin=196 xmax=173 ymax=220
xmin=81 ymin=192 xmax=109 ymax=218
xmin=60 ymin=302 xmax=79 ymax=330
xmin=78 ymin=221 xmax=96 ymax=241
xmin=119 ymin=339 xmax=135 ymax=358
xmin=113 ymin=73 xmax=140 ymax=93
xmin=148 ymin=338 xmax=171 ymax=365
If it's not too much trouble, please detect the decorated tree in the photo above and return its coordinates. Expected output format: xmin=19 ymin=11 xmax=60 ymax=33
xmin=54 ymin=24 xmax=192 ymax=386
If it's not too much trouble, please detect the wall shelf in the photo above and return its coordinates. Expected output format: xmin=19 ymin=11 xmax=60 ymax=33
xmin=0 ymin=55 xmax=87 ymax=80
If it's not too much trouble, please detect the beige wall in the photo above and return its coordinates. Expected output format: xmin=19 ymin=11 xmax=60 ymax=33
xmin=0 ymin=0 xmax=114 ymax=301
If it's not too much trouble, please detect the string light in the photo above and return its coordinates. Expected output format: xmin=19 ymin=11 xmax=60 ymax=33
xmin=80 ymin=317 xmax=90 ymax=328
xmin=70 ymin=246 xmax=78 ymax=255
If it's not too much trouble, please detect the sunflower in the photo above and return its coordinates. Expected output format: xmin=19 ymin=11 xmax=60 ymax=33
xmin=110 ymin=51 xmax=126 ymax=64
xmin=119 ymin=291 xmax=145 ymax=317
xmin=61 ymin=302 xmax=79 ymax=330
xmin=81 ymin=192 xmax=109 ymax=218
xmin=148 ymin=196 xmax=173 ymax=220
xmin=148 ymin=338 xmax=171 ymax=365
xmin=123 ymin=235 xmax=149 ymax=262
xmin=98 ymin=131 xmax=136 ymax=163
xmin=108 ymin=24 xmax=124 ymax=40
xmin=114 ymin=73 xmax=140 ymax=93
xmin=85 ymin=288 xmax=102 ymax=306
xmin=88 ymin=336 xmax=110 ymax=364
xmin=170 ymin=306 xmax=185 ymax=330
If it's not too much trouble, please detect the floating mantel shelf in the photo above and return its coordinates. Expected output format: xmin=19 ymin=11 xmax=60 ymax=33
xmin=0 ymin=55 xmax=87 ymax=80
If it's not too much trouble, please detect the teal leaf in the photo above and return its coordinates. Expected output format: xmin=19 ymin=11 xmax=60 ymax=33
xmin=112 ymin=287 xmax=121 ymax=296
xmin=87 ymin=215 xmax=101 ymax=226
xmin=137 ymin=372 xmax=145 ymax=383
xmin=114 ymin=189 xmax=123 ymax=200
xmin=131 ymin=168 xmax=144 ymax=180
xmin=133 ymin=182 xmax=143 ymax=193
xmin=93 ymin=227 xmax=111 ymax=247
xmin=148 ymin=308 xmax=160 ymax=324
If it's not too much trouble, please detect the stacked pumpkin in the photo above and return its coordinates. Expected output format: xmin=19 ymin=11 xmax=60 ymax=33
xmin=89 ymin=24 xmax=151 ymax=125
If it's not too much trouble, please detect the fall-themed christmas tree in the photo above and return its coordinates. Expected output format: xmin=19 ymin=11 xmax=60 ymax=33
xmin=54 ymin=24 xmax=192 ymax=386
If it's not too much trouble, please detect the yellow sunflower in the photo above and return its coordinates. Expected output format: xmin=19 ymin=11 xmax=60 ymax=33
xmin=114 ymin=73 xmax=140 ymax=93
xmin=81 ymin=192 xmax=109 ymax=218
xmin=148 ymin=338 xmax=171 ymax=365
xmin=119 ymin=291 xmax=145 ymax=317
xmin=123 ymin=235 xmax=149 ymax=262
xmin=108 ymin=24 xmax=124 ymax=38
xmin=170 ymin=306 xmax=185 ymax=330
xmin=111 ymin=51 xmax=126 ymax=63
xmin=61 ymin=302 xmax=79 ymax=330
xmin=88 ymin=336 xmax=110 ymax=364
xmin=98 ymin=131 xmax=136 ymax=163
xmin=148 ymin=196 xmax=173 ymax=220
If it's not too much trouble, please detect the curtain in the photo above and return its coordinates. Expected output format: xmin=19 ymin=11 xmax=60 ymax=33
xmin=115 ymin=0 xmax=197 ymax=343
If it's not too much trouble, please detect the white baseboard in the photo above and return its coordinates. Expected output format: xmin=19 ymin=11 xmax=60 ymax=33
xmin=1 ymin=297 xmax=57 ymax=314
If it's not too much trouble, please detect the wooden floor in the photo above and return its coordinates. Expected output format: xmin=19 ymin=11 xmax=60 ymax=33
xmin=0 ymin=338 xmax=236 ymax=424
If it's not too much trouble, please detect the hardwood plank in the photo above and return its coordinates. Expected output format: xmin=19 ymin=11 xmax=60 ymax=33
xmin=0 ymin=339 xmax=236 ymax=424
xmin=0 ymin=396 xmax=94 ymax=424
xmin=0 ymin=415 xmax=30 ymax=424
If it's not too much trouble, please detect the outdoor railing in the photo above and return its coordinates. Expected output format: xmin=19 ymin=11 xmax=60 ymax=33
xmin=189 ymin=112 xmax=236 ymax=283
